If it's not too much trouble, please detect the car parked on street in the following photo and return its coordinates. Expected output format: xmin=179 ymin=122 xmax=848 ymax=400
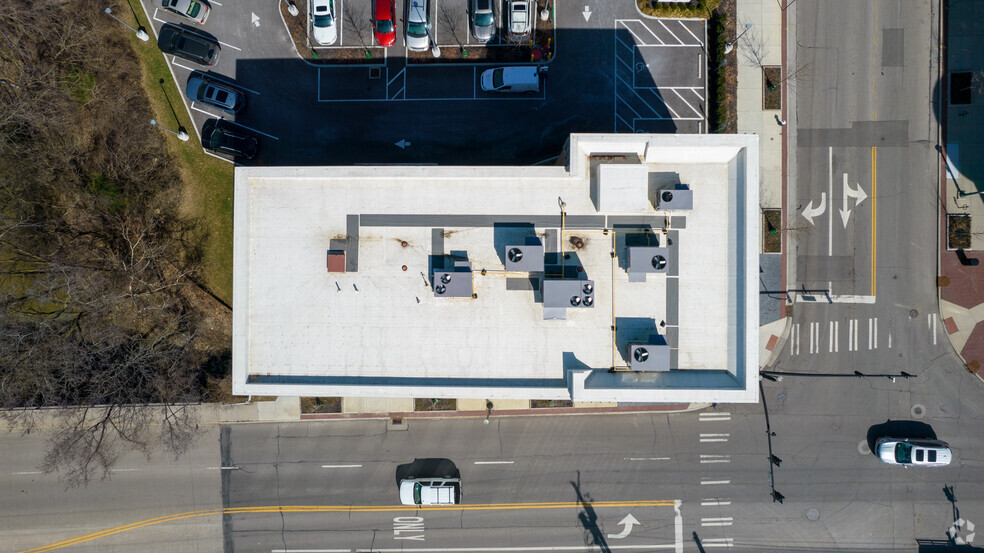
xmin=470 ymin=0 xmax=496 ymax=43
xmin=372 ymin=0 xmax=396 ymax=47
xmin=202 ymin=119 xmax=259 ymax=160
xmin=399 ymin=477 xmax=461 ymax=505
xmin=507 ymin=0 xmax=532 ymax=41
xmin=160 ymin=0 xmax=210 ymax=24
xmin=310 ymin=0 xmax=338 ymax=45
xmin=405 ymin=0 xmax=430 ymax=52
xmin=157 ymin=23 xmax=220 ymax=67
xmin=186 ymin=72 xmax=246 ymax=114
xmin=875 ymin=437 xmax=952 ymax=467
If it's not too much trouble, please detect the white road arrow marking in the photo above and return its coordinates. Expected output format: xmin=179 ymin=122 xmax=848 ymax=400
xmin=606 ymin=513 xmax=640 ymax=539
xmin=395 ymin=139 xmax=411 ymax=149
xmin=251 ymin=12 xmax=260 ymax=27
xmin=582 ymin=6 xmax=592 ymax=21
xmin=801 ymin=192 xmax=826 ymax=225
xmin=838 ymin=174 xmax=868 ymax=227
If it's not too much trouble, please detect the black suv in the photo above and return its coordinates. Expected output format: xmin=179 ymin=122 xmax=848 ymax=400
xmin=157 ymin=23 xmax=220 ymax=67
xmin=202 ymin=119 xmax=259 ymax=160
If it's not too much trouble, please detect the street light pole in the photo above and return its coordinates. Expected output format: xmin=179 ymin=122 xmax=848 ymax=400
xmin=282 ymin=0 xmax=299 ymax=17
xmin=104 ymin=7 xmax=150 ymax=41
xmin=724 ymin=23 xmax=752 ymax=55
xmin=150 ymin=119 xmax=190 ymax=142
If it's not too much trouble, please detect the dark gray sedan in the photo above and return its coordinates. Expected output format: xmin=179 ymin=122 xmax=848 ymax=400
xmin=186 ymin=72 xmax=245 ymax=114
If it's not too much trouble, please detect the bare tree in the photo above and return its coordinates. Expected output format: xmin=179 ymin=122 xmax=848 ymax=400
xmin=439 ymin=2 xmax=465 ymax=53
xmin=343 ymin=0 xmax=372 ymax=54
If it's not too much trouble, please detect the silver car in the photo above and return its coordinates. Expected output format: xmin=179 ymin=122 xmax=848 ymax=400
xmin=875 ymin=437 xmax=952 ymax=467
xmin=310 ymin=0 xmax=338 ymax=45
xmin=470 ymin=0 xmax=495 ymax=43
xmin=405 ymin=0 xmax=430 ymax=52
xmin=507 ymin=0 xmax=531 ymax=41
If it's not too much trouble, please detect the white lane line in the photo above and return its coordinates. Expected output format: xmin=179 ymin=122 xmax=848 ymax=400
xmin=700 ymin=479 xmax=731 ymax=485
xmin=699 ymin=414 xmax=730 ymax=422
xmin=674 ymin=499 xmax=683 ymax=553
xmin=700 ymin=433 xmax=729 ymax=443
xmin=701 ymin=517 xmax=733 ymax=527
xmin=828 ymin=146 xmax=833 ymax=256
xmin=699 ymin=455 xmax=731 ymax=464
xmin=219 ymin=41 xmax=242 ymax=51
xmin=474 ymin=461 xmax=514 ymax=465
xmin=868 ymin=318 xmax=873 ymax=350
xmin=658 ymin=19 xmax=684 ymax=45
xmin=276 ymin=549 xmax=351 ymax=552
xmin=933 ymin=315 xmax=938 ymax=345
xmin=829 ymin=321 xmax=834 ymax=352
xmin=834 ymin=320 xmax=839 ymax=352
xmin=625 ymin=457 xmax=671 ymax=461
xmin=322 ymin=464 xmax=362 ymax=468
xmin=701 ymin=538 xmax=734 ymax=548
xmin=793 ymin=323 xmax=800 ymax=355
xmin=848 ymin=319 xmax=857 ymax=351
xmin=222 ymin=119 xmax=280 ymax=140
xmin=927 ymin=313 xmax=932 ymax=330
xmin=854 ymin=318 xmax=859 ymax=350
xmin=873 ymin=318 xmax=878 ymax=349
xmin=12 ymin=471 xmax=42 ymax=475
xmin=808 ymin=322 xmax=815 ymax=354
xmin=888 ymin=332 xmax=893 ymax=348
xmin=679 ymin=20 xmax=702 ymax=44
xmin=171 ymin=58 xmax=197 ymax=72
xmin=111 ymin=468 xmax=142 ymax=472
xmin=207 ymin=466 xmax=241 ymax=470
xmin=697 ymin=53 xmax=702 ymax=79
xmin=351 ymin=546 xmax=678 ymax=552
xmin=700 ymin=499 xmax=731 ymax=506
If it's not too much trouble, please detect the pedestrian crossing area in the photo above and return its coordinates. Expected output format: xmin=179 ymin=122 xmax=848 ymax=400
xmin=787 ymin=314 xmax=940 ymax=355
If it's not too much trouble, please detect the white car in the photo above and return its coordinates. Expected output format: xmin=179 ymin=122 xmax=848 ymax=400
xmin=875 ymin=437 xmax=952 ymax=467
xmin=399 ymin=477 xmax=461 ymax=505
xmin=405 ymin=0 xmax=430 ymax=52
xmin=480 ymin=66 xmax=541 ymax=93
xmin=311 ymin=0 xmax=337 ymax=45
xmin=507 ymin=0 xmax=531 ymax=41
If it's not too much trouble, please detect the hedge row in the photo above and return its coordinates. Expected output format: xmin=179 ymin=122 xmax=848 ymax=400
xmin=636 ymin=0 xmax=722 ymax=19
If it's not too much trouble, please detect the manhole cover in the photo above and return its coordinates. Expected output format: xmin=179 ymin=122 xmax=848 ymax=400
xmin=777 ymin=393 xmax=786 ymax=402
xmin=807 ymin=508 xmax=820 ymax=521
xmin=909 ymin=309 xmax=919 ymax=318
xmin=858 ymin=440 xmax=870 ymax=455
xmin=911 ymin=404 xmax=925 ymax=418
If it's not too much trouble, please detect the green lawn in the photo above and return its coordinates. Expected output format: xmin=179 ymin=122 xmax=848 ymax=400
xmin=125 ymin=0 xmax=235 ymax=304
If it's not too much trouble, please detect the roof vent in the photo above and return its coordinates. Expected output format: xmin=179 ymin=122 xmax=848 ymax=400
xmin=661 ymin=191 xmax=673 ymax=203
xmin=652 ymin=255 xmax=667 ymax=270
xmin=582 ymin=283 xmax=593 ymax=294
xmin=441 ymin=273 xmax=452 ymax=284
xmin=634 ymin=347 xmax=649 ymax=363
xmin=583 ymin=295 xmax=594 ymax=306
xmin=508 ymin=247 xmax=524 ymax=263
xmin=570 ymin=296 xmax=582 ymax=306
xmin=436 ymin=284 xmax=447 ymax=294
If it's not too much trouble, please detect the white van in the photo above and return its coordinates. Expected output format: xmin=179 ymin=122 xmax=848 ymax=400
xmin=399 ymin=477 xmax=461 ymax=505
xmin=480 ymin=66 xmax=542 ymax=93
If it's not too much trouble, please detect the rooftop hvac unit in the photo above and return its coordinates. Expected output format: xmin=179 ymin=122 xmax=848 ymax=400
xmin=433 ymin=255 xmax=474 ymax=298
xmin=504 ymin=236 xmax=545 ymax=272
xmin=629 ymin=335 xmax=670 ymax=372
xmin=627 ymin=246 xmax=671 ymax=282
xmin=656 ymin=184 xmax=693 ymax=211
xmin=541 ymin=278 xmax=594 ymax=320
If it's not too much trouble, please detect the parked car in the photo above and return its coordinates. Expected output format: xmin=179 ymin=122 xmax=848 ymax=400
xmin=310 ymin=0 xmax=337 ymax=45
xmin=157 ymin=23 xmax=220 ymax=67
xmin=405 ymin=0 xmax=430 ymax=52
xmin=875 ymin=437 xmax=952 ymax=467
xmin=507 ymin=0 xmax=532 ymax=41
xmin=470 ymin=0 xmax=495 ymax=43
xmin=480 ymin=66 xmax=541 ymax=93
xmin=399 ymin=477 xmax=461 ymax=505
xmin=160 ymin=0 xmax=210 ymax=24
xmin=185 ymin=72 xmax=246 ymax=114
xmin=202 ymin=119 xmax=259 ymax=159
xmin=372 ymin=0 xmax=396 ymax=47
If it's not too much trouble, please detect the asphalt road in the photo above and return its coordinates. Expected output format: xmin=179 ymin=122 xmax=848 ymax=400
xmin=136 ymin=0 xmax=707 ymax=165
xmin=5 ymin=374 xmax=983 ymax=553
xmin=776 ymin=1 xmax=948 ymax=376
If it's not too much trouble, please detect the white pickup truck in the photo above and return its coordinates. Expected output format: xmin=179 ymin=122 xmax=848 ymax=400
xmin=399 ymin=477 xmax=462 ymax=505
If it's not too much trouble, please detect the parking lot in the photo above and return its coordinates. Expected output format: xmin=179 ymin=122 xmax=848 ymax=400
xmin=615 ymin=18 xmax=707 ymax=134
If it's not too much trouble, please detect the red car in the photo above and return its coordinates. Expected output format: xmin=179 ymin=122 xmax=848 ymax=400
xmin=372 ymin=0 xmax=396 ymax=47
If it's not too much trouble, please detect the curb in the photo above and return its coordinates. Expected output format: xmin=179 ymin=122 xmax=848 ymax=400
xmin=300 ymin=402 xmax=703 ymax=421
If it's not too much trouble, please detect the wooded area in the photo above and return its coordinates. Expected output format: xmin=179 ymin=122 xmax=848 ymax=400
xmin=0 ymin=0 xmax=225 ymax=486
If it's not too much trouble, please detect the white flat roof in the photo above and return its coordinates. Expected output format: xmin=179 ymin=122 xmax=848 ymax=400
xmin=233 ymin=134 xmax=760 ymax=403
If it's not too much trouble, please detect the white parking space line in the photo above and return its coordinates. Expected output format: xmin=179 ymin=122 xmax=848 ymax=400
xmin=700 ymin=538 xmax=734 ymax=548
xmin=679 ymin=20 xmax=702 ymax=44
xmin=222 ymin=119 xmax=280 ymax=140
xmin=322 ymin=464 xmax=362 ymax=468
xmin=474 ymin=461 xmax=514 ymax=464
xmin=698 ymin=412 xmax=730 ymax=422
xmin=201 ymin=74 xmax=260 ymax=95
xmin=172 ymin=58 xmax=197 ymax=72
xmin=153 ymin=8 xmax=167 ymax=24
xmin=699 ymin=433 xmax=729 ymax=443
xmin=669 ymin=88 xmax=699 ymax=117
xmin=618 ymin=22 xmax=647 ymax=44
xmin=207 ymin=466 xmax=241 ymax=469
xmin=211 ymin=0 xmax=222 ymax=5
xmin=699 ymin=455 xmax=731 ymax=464
xmin=657 ymin=20 xmax=683 ymax=45
xmin=12 ymin=471 xmax=43 ymax=475
xmin=191 ymin=104 xmax=218 ymax=116
xmin=624 ymin=457 xmax=671 ymax=461
xmin=639 ymin=22 xmax=665 ymax=45
xmin=219 ymin=41 xmax=242 ymax=51
xmin=701 ymin=517 xmax=733 ymax=527
xmin=700 ymin=499 xmax=731 ymax=506
xmin=203 ymin=149 xmax=235 ymax=164
xmin=349 ymin=547 xmax=679 ymax=552
xmin=700 ymin=479 xmax=731 ymax=485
